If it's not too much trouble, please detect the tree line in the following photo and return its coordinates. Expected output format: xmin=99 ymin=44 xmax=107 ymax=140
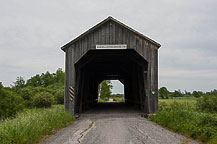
xmin=158 ymin=87 xmax=217 ymax=99
xmin=159 ymin=87 xmax=217 ymax=113
xmin=0 ymin=68 xmax=65 ymax=119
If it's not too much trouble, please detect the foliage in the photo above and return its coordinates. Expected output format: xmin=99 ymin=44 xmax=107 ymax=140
xmin=159 ymin=87 xmax=169 ymax=99
xmin=196 ymin=94 xmax=217 ymax=113
xmin=55 ymin=68 xmax=65 ymax=84
xmin=0 ymin=88 xmax=24 ymax=119
xmin=0 ymin=105 xmax=74 ymax=144
xmin=171 ymin=89 xmax=183 ymax=97
xmin=192 ymin=91 xmax=203 ymax=98
xmin=47 ymin=83 xmax=64 ymax=93
xmin=32 ymin=92 xmax=55 ymax=108
xmin=16 ymin=87 xmax=36 ymax=107
xmin=26 ymin=68 xmax=65 ymax=87
xmin=47 ymin=83 xmax=64 ymax=104
xmin=149 ymin=101 xmax=217 ymax=143
xmin=110 ymin=94 xmax=125 ymax=102
xmin=13 ymin=77 xmax=25 ymax=91
xmin=99 ymin=80 xmax=113 ymax=100
xmin=207 ymin=89 xmax=217 ymax=96
xmin=18 ymin=87 xmax=34 ymax=101
xmin=111 ymin=94 xmax=124 ymax=98
xmin=54 ymin=89 xmax=64 ymax=104
xmin=183 ymin=90 xmax=192 ymax=97
xmin=113 ymin=98 xmax=125 ymax=102
xmin=40 ymin=72 xmax=56 ymax=87
xmin=26 ymin=74 xmax=42 ymax=87
xmin=159 ymin=97 xmax=197 ymax=107
xmin=0 ymin=82 xmax=3 ymax=89
xmin=98 ymin=98 xmax=106 ymax=103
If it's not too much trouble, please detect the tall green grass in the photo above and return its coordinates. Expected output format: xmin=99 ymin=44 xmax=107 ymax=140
xmin=0 ymin=105 xmax=74 ymax=144
xmin=149 ymin=102 xmax=217 ymax=144
xmin=159 ymin=97 xmax=197 ymax=105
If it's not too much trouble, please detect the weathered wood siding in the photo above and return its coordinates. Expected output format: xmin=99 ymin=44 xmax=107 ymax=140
xmin=64 ymin=20 xmax=159 ymax=114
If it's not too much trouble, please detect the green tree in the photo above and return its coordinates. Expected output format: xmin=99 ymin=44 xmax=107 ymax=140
xmin=192 ymin=91 xmax=203 ymax=98
xmin=26 ymin=74 xmax=43 ymax=87
xmin=172 ymin=89 xmax=183 ymax=97
xmin=13 ymin=76 xmax=25 ymax=89
xmin=99 ymin=80 xmax=113 ymax=100
xmin=183 ymin=90 xmax=192 ymax=97
xmin=55 ymin=68 xmax=65 ymax=84
xmin=54 ymin=89 xmax=64 ymax=104
xmin=32 ymin=92 xmax=55 ymax=108
xmin=209 ymin=89 xmax=217 ymax=96
xmin=40 ymin=72 xmax=56 ymax=86
xmin=159 ymin=87 xmax=169 ymax=99
xmin=0 ymin=82 xmax=3 ymax=89
xmin=18 ymin=87 xmax=34 ymax=101
xmin=26 ymin=68 xmax=65 ymax=87
xmin=0 ymin=88 xmax=24 ymax=119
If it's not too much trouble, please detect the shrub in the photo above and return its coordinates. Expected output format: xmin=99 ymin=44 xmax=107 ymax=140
xmin=47 ymin=83 xmax=64 ymax=91
xmin=31 ymin=86 xmax=54 ymax=94
xmin=54 ymin=89 xmax=64 ymax=104
xmin=192 ymin=91 xmax=203 ymax=98
xmin=18 ymin=87 xmax=36 ymax=107
xmin=149 ymin=102 xmax=217 ymax=143
xmin=32 ymin=92 xmax=54 ymax=108
xmin=18 ymin=87 xmax=34 ymax=101
xmin=172 ymin=89 xmax=183 ymax=97
xmin=196 ymin=94 xmax=217 ymax=113
xmin=0 ymin=88 xmax=24 ymax=119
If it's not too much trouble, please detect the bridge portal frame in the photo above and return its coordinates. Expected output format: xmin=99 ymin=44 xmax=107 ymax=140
xmin=61 ymin=16 xmax=161 ymax=114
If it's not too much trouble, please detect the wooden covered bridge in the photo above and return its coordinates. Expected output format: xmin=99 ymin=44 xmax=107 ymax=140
xmin=61 ymin=17 xmax=161 ymax=114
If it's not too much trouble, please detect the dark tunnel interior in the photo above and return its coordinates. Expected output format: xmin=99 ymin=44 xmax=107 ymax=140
xmin=74 ymin=49 xmax=148 ymax=114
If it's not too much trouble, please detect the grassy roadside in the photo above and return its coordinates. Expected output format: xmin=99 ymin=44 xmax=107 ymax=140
xmin=149 ymin=100 xmax=217 ymax=144
xmin=0 ymin=105 xmax=74 ymax=144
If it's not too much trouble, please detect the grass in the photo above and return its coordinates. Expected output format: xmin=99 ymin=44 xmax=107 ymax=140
xmin=149 ymin=97 xmax=217 ymax=144
xmin=159 ymin=97 xmax=197 ymax=105
xmin=0 ymin=105 xmax=74 ymax=144
xmin=98 ymin=97 xmax=125 ymax=103
xmin=98 ymin=98 xmax=107 ymax=103
xmin=113 ymin=98 xmax=125 ymax=102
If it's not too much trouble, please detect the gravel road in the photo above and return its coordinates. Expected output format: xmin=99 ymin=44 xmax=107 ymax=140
xmin=41 ymin=103 xmax=199 ymax=144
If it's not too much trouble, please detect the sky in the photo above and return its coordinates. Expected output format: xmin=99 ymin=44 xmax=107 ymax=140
xmin=0 ymin=0 xmax=217 ymax=93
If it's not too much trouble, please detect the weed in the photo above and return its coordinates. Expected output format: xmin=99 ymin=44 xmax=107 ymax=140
xmin=149 ymin=101 xmax=217 ymax=143
xmin=0 ymin=105 xmax=74 ymax=144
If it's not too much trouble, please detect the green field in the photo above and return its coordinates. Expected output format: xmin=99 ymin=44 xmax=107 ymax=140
xmin=159 ymin=97 xmax=197 ymax=105
xmin=0 ymin=105 xmax=74 ymax=144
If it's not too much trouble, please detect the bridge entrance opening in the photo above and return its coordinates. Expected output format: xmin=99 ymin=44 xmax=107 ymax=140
xmin=74 ymin=49 xmax=148 ymax=114
xmin=98 ymin=80 xmax=125 ymax=103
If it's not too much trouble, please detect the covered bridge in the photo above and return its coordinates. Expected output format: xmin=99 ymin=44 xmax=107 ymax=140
xmin=61 ymin=16 xmax=161 ymax=114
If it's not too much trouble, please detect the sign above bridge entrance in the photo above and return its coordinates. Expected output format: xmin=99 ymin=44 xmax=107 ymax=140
xmin=96 ymin=44 xmax=127 ymax=49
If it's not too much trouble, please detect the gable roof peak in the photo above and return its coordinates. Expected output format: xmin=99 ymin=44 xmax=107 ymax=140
xmin=61 ymin=16 xmax=161 ymax=51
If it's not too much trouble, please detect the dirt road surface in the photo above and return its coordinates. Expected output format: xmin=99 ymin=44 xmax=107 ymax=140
xmin=41 ymin=103 xmax=199 ymax=144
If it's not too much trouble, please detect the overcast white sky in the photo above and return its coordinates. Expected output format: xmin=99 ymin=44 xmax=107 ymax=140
xmin=0 ymin=0 xmax=217 ymax=93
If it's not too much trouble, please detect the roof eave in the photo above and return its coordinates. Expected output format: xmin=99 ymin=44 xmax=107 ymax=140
xmin=61 ymin=16 xmax=161 ymax=51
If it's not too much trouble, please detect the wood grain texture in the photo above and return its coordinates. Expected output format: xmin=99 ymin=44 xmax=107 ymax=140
xmin=63 ymin=18 xmax=160 ymax=114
